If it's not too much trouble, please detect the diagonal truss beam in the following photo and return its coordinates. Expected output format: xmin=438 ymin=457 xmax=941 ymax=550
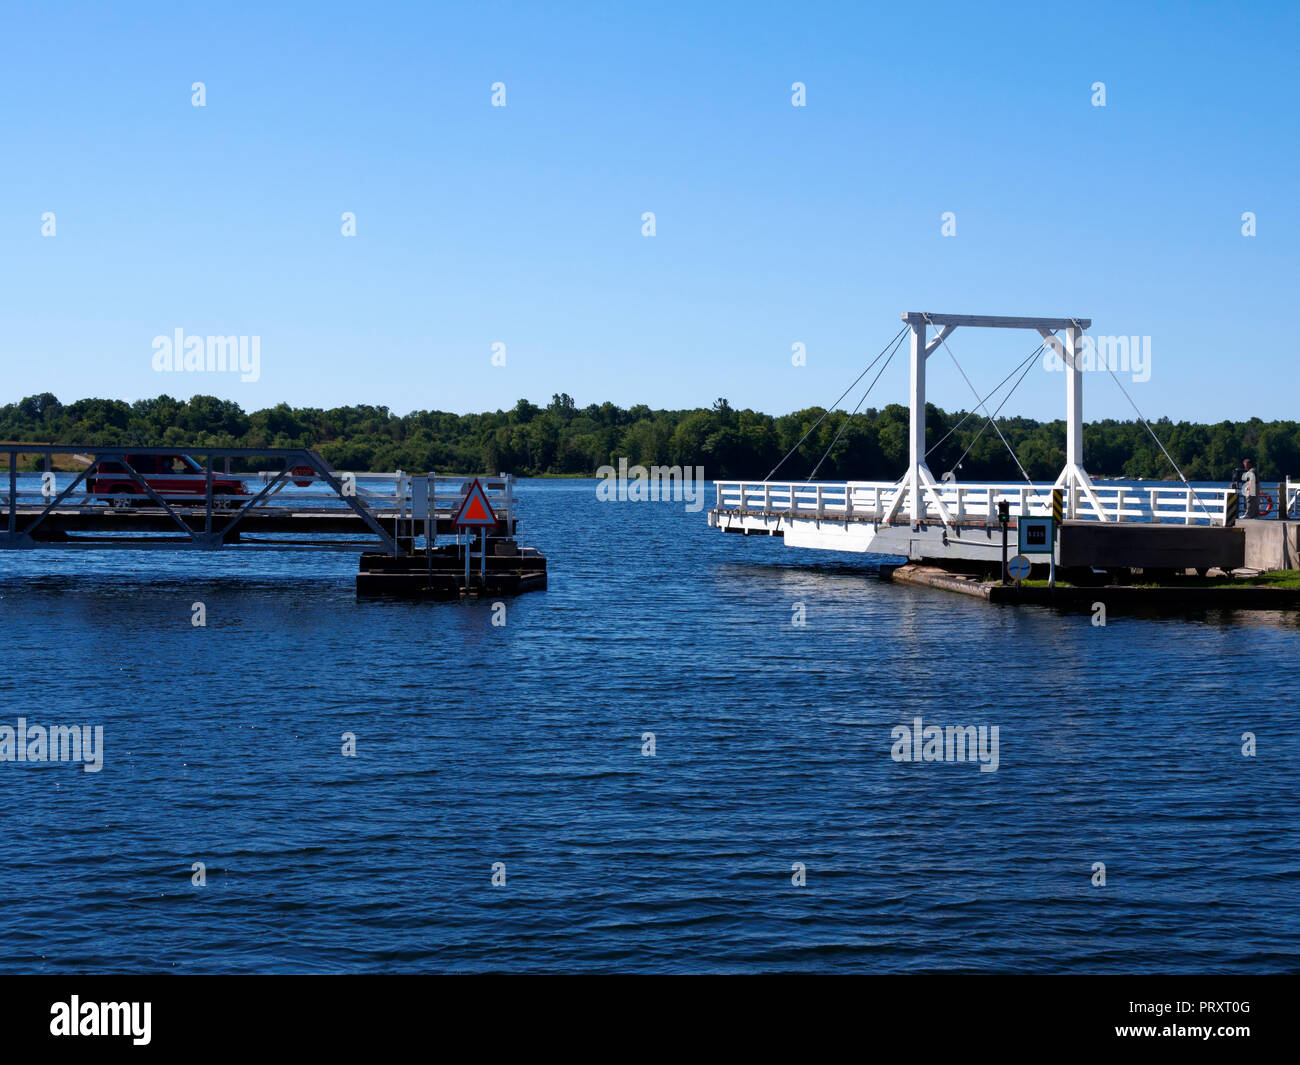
xmin=923 ymin=324 xmax=956 ymax=358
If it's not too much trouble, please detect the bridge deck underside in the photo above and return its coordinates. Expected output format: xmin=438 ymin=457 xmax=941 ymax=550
xmin=710 ymin=510 xmax=1245 ymax=570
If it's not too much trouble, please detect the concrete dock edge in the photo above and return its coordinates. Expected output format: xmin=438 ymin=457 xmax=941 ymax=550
xmin=885 ymin=565 xmax=1300 ymax=609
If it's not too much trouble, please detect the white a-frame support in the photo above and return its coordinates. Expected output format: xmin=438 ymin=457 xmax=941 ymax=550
xmin=1038 ymin=323 xmax=1107 ymax=520
xmin=891 ymin=312 xmax=1102 ymax=527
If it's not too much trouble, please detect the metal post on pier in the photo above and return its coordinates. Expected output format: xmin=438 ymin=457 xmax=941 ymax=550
xmin=425 ymin=473 xmax=434 ymax=556
xmin=7 ymin=450 xmax=16 ymax=538
xmin=502 ymin=473 xmax=517 ymax=553
xmin=393 ymin=470 xmax=406 ymax=557
xmin=1050 ymin=488 xmax=1062 ymax=591
xmin=998 ymin=500 xmax=1010 ymax=584
xmin=204 ymin=457 xmax=214 ymax=538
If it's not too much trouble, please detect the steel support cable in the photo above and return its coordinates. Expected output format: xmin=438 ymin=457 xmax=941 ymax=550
xmin=884 ymin=335 xmax=1048 ymax=490
xmin=1086 ymin=320 xmax=1214 ymax=521
xmin=807 ymin=332 xmax=906 ymax=480
xmin=925 ymin=337 xmax=1051 ymax=459
xmin=945 ymin=346 xmax=1042 ymax=475
xmin=924 ymin=313 xmax=1035 ymax=486
xmin=764 ymin=325 xmax=909 ymax=482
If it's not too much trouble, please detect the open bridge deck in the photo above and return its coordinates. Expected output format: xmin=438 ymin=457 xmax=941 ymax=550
xmin=2 ymin=444 xmax=517 ymax=554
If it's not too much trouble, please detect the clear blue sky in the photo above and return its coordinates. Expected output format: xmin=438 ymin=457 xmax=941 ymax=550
xmin=2 ymin=1 xmax=1296 ymax=423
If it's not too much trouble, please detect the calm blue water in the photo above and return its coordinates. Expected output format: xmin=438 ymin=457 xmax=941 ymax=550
xmin=1 ymin=478 xmax=1298 ymax=973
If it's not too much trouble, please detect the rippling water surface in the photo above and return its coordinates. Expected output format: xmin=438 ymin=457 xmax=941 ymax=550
xmin=2 ymin=479 xmax=1298 ymax=972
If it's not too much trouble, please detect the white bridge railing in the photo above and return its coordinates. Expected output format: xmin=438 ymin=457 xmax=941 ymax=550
xmin=714 ymin=480 xmax=1238 ymax=526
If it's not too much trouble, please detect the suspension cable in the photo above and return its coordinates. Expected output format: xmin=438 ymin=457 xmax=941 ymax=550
xmin=924 ymin=314 xmax=1035 ymax=485
xmin=1084 ymin=319 xmax=1214 ymax=520
xmin=764 ymin=325 xmax=908 ymax=481
xmin=925 ymin=336 xmax=1051 ymax=459
xmin=945 ymin=345 xmax=1042 ymax=475
xmin=807 ymin=332 xmax=905 ymax=480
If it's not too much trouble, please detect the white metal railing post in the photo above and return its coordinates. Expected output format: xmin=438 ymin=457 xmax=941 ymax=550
xmin=395 ymin=469 xmax=407 ymax=550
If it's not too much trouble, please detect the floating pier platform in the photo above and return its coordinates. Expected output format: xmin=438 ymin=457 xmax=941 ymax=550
xmin=354 ymin=472 xmax=548 ymax=599
xmin=356 ymin=543 xmax=548 ymax=599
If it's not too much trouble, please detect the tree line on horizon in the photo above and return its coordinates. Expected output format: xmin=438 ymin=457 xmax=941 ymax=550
xmin=1 ymin=391 xmax=1296 ymax=483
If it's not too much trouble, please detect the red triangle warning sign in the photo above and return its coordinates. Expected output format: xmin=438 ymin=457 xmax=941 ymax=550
xmin=453 ymin=478 xmax=498 ymax=527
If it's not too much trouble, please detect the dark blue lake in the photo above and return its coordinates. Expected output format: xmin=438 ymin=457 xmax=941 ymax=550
xmin=2 ymin=478 xmax=1298 ymax=973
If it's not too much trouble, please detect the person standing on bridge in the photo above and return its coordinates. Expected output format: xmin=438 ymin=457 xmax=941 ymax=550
xmin=1241 ymin=458 xmax=1260 ymax=519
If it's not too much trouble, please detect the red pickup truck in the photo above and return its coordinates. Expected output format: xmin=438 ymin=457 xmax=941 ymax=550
xmin=86 ymin=454 xmax=248 ymax=507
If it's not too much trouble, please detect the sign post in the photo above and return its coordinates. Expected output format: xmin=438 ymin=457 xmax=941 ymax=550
xmin=1018 ymin=513 xmax=1056 ymax=588
xmin=997 ymin=499 xmax=1010 ymax=585
xmin=1050 ymin=488 xmax=1064 ymax=590
xmin=453 ymin=478 xmax=498 ymax=589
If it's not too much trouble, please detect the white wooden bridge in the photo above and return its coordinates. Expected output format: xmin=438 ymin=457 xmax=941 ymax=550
xmin=709 ymin=312 xmax=1258 ymax=571
xmin=709 ymin=478 xmax=1242 ymax=563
